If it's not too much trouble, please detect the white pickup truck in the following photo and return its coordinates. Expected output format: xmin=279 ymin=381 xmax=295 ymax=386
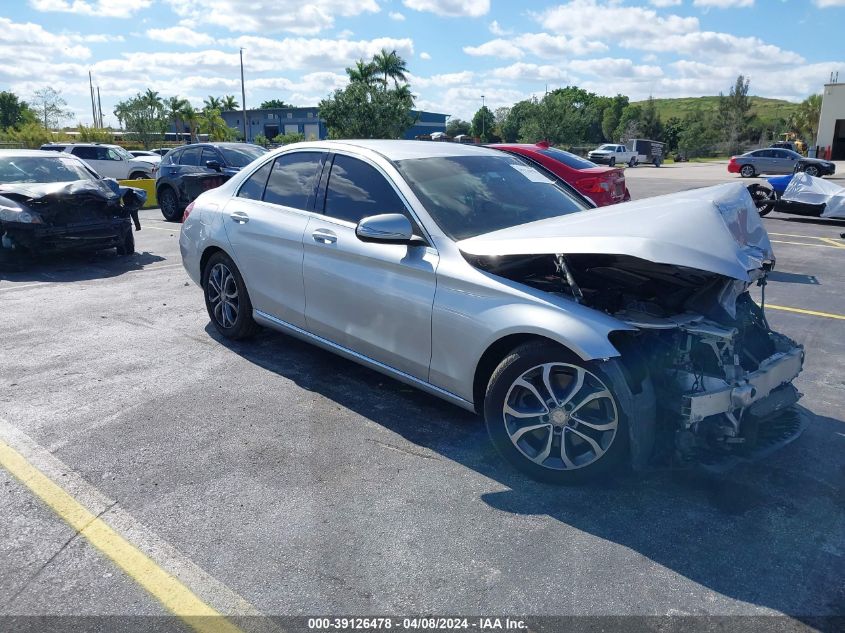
xmin=587 ymin=143 xmax=638 ymax=167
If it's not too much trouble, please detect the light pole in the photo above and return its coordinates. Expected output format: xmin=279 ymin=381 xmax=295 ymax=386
xmin=481 ymin=95 xmax=486 ymax=140
xmin=240 ymin=48 xmax=247 ymax=142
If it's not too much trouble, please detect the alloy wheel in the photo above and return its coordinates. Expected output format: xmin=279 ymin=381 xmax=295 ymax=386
xmin=207 ymin=262 xmax=239 ymax=328
xmin=502 ymin=363 xmax=619 ymax=471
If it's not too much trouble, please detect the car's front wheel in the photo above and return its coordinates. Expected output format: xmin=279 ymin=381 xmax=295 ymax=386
xmin=747 ymin=183 xmax=776 ymax=216
xmin=609 ymin=157 xmax=616 ymax=167
xmin=804 ymin=165 xmax=820 ymax=177
xmin=202 ymin=251 xmax=259 ymax=339
xmin=483 ymin=342 xmax=632 ymax=484
xmin=628 ymin=157 xmax=636 ymax=167
xmin=740 ymin=164 xmax=756 ymax=178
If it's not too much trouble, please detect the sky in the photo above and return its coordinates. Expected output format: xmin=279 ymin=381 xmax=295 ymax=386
xmin=2 ymin=0 xmax=844 ymax=127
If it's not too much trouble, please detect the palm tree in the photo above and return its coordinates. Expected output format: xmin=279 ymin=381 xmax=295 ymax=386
xmin=221 ymin=95 xmax=239 ymax=111
xmin=372 ymin=49 xmax=408 ymax=89
xmin=795 ymin=93 xmax=822 ymax=142
xmin=347 ymin=59 xmax=377 ymax=85
xmin=165 ymin=96 xmax=189 ymax=141
xmin=203 ymin=96 xmax=223 ymax=113
xmin=181 ymin=104 xmax=200 ymax=142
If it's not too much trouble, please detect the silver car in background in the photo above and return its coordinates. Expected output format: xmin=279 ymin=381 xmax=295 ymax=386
xmin=180 ymin=140 xmax=804 ymax=483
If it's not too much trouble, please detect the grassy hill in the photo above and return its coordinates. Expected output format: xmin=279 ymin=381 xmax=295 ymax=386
xmin=631 ymin=96 xmax=800 ymax=124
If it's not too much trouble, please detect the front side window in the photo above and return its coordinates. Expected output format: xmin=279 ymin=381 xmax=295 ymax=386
xmin=180 ymin=147 xmax=202 ymax=166
xmin=322 ymin=155 xmax=406 ymax=224
xmin=106 ymin=148 xmax=123 ymax=161
xmin=395 ymin=154 xmax=588 ymax=241
xmin=262 ymin=152 xmax=323 ymax=209
xmin=237 ymin=161 xmax=273 ymax=200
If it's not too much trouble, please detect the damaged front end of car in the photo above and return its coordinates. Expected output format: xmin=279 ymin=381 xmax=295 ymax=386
xmin=0 ymin=179 xmax=146 ymax=256
xmin=460 ymin=183 xmax=805 ymax=468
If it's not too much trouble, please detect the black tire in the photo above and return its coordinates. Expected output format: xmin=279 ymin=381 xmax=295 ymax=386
xmin=115 ymin=223 xmax=135 ymax=256
xmin=609 ymin=157 xmax=616 ymax=167
xmin=804 ymin=165 xmax=819 ymax=177
xmin=129 ymin=172 xmax=148 ymax=180
xmin=202 ymin=251 xmax=259 ymax=340
xmin=628 ymin=157 xmax=636 ymax=167
xmin=159 ymin=186 xmax=182 ymax=222
xmin=747 ymin=183 xmax=776 ymax=217
xmin=483 ymin=341 xmax=635 ymax=484
xmin=740 ymin=164 xmax=755 ymax=178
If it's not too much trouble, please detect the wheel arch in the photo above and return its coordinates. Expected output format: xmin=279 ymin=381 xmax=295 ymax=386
xmin=200 ymin=245 xmax=226 ymax=279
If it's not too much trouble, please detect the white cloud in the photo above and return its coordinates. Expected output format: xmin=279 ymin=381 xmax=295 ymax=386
xmin=389 ymin=11 xmax=406 ymax=20
xmin=146 ymin=26 xmax=216 ymax=47
xmin=0 ymin=17 xmax=91 ymax=64
xmin=693 ymin=0 xmax=754 ymax=8
xmin=489 ymin=20 xmax=511 ymax=36
xmin=402 ymin=0 xmax=489 ymax=18
xmin=163 ymin=0 xmax=380 ymax=35
xmin=464 ymin=33 xmax=606 ymax=59
xmin=649 ymin=0 xmax=682 ymax=6
xmin=813 ymin=0 xmax=845 ymax=5
xmin=490 ymin=63 xmax=570 ymax=83
xmin=464 ymin=39 xmax=524 ymax=59
xmin=408 ymin=71 xmax=475 ymax=88
xmin=420 ymin=52 xmax=432 ymax=60
xmin=29 ymin=0 xmax=153 ymax=18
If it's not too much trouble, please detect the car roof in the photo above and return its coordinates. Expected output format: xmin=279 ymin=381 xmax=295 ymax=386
xmin=287 ymin=139 xmax=501 ymax=161
xmin=0 ymin=149 xmax=71 ymax=157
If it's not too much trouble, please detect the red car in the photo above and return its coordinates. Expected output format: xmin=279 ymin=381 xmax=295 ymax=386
xmin=489 ymin=142 xmax=631 ymax=207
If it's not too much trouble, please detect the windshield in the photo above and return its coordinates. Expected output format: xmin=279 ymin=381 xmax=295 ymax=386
xmin=113 ymin=146 xmax=135 ymax=160
xmin=219 ymin=145 xmax=267 ymax=168
xmin=395 ymin=155 xmax=588 ymax=241
xmin=538 ymin=147 xmax=597 ymax=170
xmin=0 ymin=156 xmax=96 ymax=184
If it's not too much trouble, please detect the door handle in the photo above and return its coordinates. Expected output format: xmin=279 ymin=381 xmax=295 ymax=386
xmin=229 ymin=211 xmax=249 ymax=224
xmin=312 ymin=229 xmax=337 ymax=244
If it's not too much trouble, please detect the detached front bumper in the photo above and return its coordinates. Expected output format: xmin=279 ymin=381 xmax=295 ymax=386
xmin=682 ymin=344 xmax=804 ymax=426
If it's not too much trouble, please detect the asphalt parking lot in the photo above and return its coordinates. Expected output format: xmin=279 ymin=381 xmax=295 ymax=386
xmin=1 ymin=162 xmax=843 ymax=631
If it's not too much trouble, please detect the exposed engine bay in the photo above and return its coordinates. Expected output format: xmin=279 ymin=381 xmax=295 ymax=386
xmin=0 ymin=178 xmax=146 ymax=255
xmin=469 ymin=251 xmax=805 ymax=466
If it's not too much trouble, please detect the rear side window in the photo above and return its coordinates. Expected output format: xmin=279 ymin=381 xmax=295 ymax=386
xmin=262 ymin=152 xmax=324 ymax=210
xmin=71 ymin=146 xmax=98 ymax=160
xmin=237 ymin=161 xmax=273 ymax=200
xmin=322 ymin=155 xmax=405 ymax=224
xmin=180 ymin=147 xmax=202 ymax=166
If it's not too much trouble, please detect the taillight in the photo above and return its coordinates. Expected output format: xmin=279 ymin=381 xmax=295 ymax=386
xmin=576 ymin=177 xmax=610 ymax=193
xmin=183 ymin=201 xmax=195 ymax=223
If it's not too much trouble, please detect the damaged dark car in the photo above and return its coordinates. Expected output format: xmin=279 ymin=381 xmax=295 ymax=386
xmin=0 ymin=150 xmax=146 ymax=260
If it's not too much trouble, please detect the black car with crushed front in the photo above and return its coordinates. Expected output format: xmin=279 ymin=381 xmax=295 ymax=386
xmin=0 ymin=150 xmax=145 ymax=260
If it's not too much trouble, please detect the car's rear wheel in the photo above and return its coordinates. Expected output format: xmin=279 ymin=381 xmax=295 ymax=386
xmin=159 ymin=187 xmax=182 ymax=222
xmin=740 ymin=164 xmax=755 ymax=178
xmin=804 ymin=165 xmax=820 ymax=177
xmin=747 ymin=183 xmax=776 ymax=217
xmin=609 ymin=157 xmax=616 ymax=167
xmin=202 ymin=251 xmax=259 ymax=339
xmin=483 ymin=342 xmax=632 ymax=484
xmin=628 ymin=157 xmax=636 ymax=167
xmin=115 ymin=223 xmax=135 ymax=256
xmin=129 ymin=171 xmax=148 ymax=180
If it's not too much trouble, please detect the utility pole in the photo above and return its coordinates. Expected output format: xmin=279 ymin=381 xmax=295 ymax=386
xmin=89 ymin=71 xmax=97 ymax=128
xmin=96 ymin=86 xmax=103 ymax=129
xmin=240 ymin=48 xmax=248 ymax=142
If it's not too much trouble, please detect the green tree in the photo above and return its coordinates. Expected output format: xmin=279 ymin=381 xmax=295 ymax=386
xmin=259 ymin=99 xmax=293 ymax=109
xmin=601 ymin=95 xmax=628 ymax=141
xmin=274 ymin=132 xmax=305 ymax=144
xmin=662 ymin=117 xmax=683 ymax=153
xmin=372 ymin=48 xmax=408 ymax=89
xmin=76 ymin=123 xmax=114 ymax=142
xmin=446 ymin=118 xmax=471 ymax=137
xmin=639 ymin=95 xmax=663 ymax=140
xmin=165 ymin=96 xmax=189 ymax=141
xmin=0 ymin=91 xmax=36 ymax=130
xmin=346 ymin=59 xmax=378 ymax=85
xmin=718 ymin=75 xmax=753 ymax=154
xmin=471 ymin=105 xmax=495 ymax=142
xmin=181 ymin=104 xmax=200 ymax=142
xmin=5 ymin=121 xmax=57 ymax=148
xmin=203 ymin=96 xmax=222 ymax=112
xmin=793 ymin=93 xmax=822 ymax=143
xmin=614 ymin=104 xmax=642 ymax=143
xmin=200 ymin=108 xmax=235 ymax=141
xmin=678 ymin=109 xmax=720 ymax=158
xmin=319 ymin=79 xmax=415 ymax=139
xmin=31 ymin=87 xmax=72 ymax=129
xmin=221 ymin=95 xmax=239 ymax=111
xmin=114 ymin=92 xmax=167 ymax=148
xmin=501 ymin=99 xmax=537 ymax=142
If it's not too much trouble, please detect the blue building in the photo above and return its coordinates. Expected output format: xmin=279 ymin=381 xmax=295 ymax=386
xmin=219 ymin=107 xmax=447 ymax=142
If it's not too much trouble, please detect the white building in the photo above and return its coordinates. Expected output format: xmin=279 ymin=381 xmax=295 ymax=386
xmin=816 ymin=81 xmax=845 ymax=160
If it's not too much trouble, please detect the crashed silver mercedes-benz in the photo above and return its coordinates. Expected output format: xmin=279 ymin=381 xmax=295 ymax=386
xmin=180 ymin=140 xmax=803 ymax=484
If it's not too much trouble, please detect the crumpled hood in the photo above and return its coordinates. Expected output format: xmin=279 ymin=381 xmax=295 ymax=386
xmin=0 ymin=178 xmax=147 ymax=214
xmin=458 ymin=183 xmax=774 ymax=282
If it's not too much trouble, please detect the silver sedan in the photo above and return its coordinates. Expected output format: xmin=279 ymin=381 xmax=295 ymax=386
xmin=180 ymin=140 xmax=803 ymax=483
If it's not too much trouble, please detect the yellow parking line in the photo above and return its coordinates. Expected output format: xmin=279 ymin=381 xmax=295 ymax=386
xmin=771 ymin=239 xmax=845 ymax=249
xmin=767 ymin=305 xmax=845 ymax=321
xmin=818 ymin=237 xmax=845 ymax=248
xmin=0 ymin=439 xmax=245 ymax=633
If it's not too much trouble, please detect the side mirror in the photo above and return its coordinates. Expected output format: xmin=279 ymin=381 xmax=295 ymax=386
xmin=356 ymin=213 xmax=415 ymax=244
xmin=205 ymin=160 xmax=222 ymax=172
